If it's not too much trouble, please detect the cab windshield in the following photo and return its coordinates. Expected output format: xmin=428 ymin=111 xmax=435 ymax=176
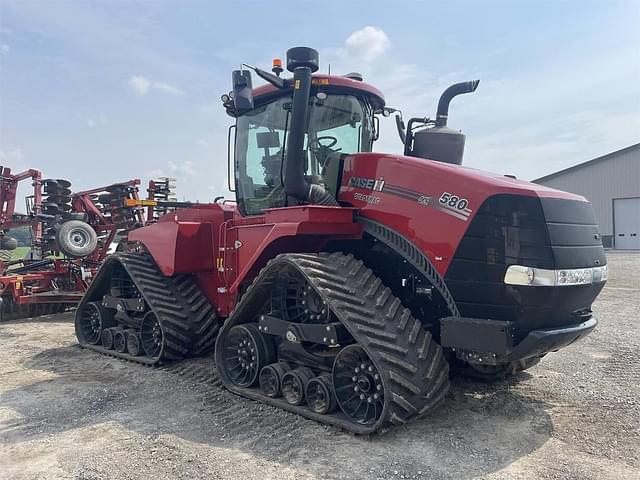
xmin=235 ymin=93 xmax=374 ymax=215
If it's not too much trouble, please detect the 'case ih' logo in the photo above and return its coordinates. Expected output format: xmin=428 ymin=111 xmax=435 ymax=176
xmin=349 ymin=176 xmax=385 ymax=192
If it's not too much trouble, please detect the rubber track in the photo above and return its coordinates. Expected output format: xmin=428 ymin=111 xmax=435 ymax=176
xmin=75 ymin=253 xmax=221 ymax=365
xmin=215 ymin=252 xmax=450 ymax=434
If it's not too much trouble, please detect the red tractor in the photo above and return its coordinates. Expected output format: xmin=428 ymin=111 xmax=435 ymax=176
xmin=75 ymin=48 xmax=607 ymax=434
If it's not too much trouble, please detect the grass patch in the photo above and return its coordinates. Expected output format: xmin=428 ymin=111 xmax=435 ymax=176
xmin=10 ymin=247 xmax=31 ymax=260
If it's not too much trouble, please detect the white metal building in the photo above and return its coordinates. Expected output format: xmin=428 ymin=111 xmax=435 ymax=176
xmin=534 ymin=143 xmax=640 ymax=250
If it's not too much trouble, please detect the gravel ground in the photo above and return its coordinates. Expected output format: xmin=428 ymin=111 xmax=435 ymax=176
xmin=0 ymin=252 xmax=638 ymax=480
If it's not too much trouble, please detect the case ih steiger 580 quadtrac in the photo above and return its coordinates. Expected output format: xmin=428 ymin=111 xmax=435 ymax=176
xmin=75 ymin=48 xmax=607 ymax=434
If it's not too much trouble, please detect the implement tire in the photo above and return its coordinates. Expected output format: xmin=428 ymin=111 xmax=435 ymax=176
xmin=56 ymin=220 xmax=98 ymax=258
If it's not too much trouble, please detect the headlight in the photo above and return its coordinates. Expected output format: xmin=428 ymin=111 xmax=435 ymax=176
xmin=504 ymin=265 xmax=608 ymax=286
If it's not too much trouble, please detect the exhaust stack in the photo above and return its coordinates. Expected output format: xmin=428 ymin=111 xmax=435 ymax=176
xmin=405 ymin=80 xmax=480 ymax=165
xmin=435 ymin=80 xmax=479 ymax=127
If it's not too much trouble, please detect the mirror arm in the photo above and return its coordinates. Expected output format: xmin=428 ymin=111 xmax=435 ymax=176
xmin=243 ymin=64 xmax=287 ymax=89
xmin=395 ymin=114 xmax=406 ymax=144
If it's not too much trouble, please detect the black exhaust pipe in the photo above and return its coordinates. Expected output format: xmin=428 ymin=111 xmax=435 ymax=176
xmin=435 ymin=80 xmax=479 ymax=127
xmin=283 ymin=47 xmax=338 ymax=206
xmin=405 ymin=80 xmax=480 ymax=165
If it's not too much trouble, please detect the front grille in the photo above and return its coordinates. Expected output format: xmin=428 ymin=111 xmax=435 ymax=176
xmin=444 ymin=194 xmax=606 ymax=335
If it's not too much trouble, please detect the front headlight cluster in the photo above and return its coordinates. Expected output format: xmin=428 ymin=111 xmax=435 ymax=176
xmin=504 ymin=265 xmax=608 ymax=286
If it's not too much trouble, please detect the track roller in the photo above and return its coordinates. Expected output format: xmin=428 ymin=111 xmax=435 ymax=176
xmin=101 ymin=328 xmax=115 ymax=349
xmin=126 ymin=330 xmax=143 ymax=356
xmin=306 ymin=374 xmax=337 ymax=414
xmin=113 ymin=329 xmax=127 ymax=353
xmin=259 ymin=362 xmax=291 ymax=398
xmin=281 ymin=367 xmax=314 ymax=406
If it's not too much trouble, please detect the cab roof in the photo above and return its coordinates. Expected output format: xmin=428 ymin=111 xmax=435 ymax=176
xmin=251 ymin=74 xmax=386 ymax=112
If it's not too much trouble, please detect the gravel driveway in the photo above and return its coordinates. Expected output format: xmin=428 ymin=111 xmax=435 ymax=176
xmin=0 ymin=252 xmax=638 ymax=480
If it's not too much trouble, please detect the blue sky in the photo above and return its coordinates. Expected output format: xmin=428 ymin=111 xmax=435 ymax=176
xmin=1 ymin=0 xmax=639 ymax=202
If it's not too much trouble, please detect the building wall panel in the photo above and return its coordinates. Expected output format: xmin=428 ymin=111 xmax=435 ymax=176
xmin=534 ymin=145 xmax=640 ymax=245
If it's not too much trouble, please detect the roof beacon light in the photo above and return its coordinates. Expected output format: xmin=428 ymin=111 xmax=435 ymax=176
xmin=272 ymin=58 xmax=283 ymax=77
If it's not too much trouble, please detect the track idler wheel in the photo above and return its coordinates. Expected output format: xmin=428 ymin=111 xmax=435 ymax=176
xmin=113 ymin=329 xmax=127 ymax=353
xmin=333 ymin=345 xmax=384 ymax=426
xmin=220 ymin=324 xmax=275 ymax=388
xmin=140 ymin=311 xmax=164 ymax=360
xmin=77 ymin=301 xmax=115 ymax=345
xmin=306 ymin=374 xmax=337 ymax=414
xmin=126 ymin=330 xmax=143 ymax=356
xmin=281 ymin=367 xmax=314 ymax=406
xmin=259 ymin=362 xmax=291 ymax=398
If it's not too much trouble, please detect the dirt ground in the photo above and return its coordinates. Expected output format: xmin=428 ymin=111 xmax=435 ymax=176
xmin=0 ymin=253 xmax=638 ymax=480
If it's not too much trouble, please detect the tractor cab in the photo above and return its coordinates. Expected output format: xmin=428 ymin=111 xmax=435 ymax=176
xmin=224 ymin=51 xmax=385 ymax=216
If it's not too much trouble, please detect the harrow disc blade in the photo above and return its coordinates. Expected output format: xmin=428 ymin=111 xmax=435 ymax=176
xmin=43 ymin=178 xmax=72 ymax=189
xmin=44 ymin=186 xmax=72 ymax=196
xmin=44 ymin=194 xmax=71 ymax=204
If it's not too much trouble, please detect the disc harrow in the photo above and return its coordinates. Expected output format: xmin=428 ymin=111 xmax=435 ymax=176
xmin=215 ymin=252 xmax=450 ymax=434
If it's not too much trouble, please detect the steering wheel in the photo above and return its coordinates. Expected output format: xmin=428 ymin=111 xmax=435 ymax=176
xmin=308 ymin=136 xmax=341 ymax=154
xmin=308 ymin=136 xmax=342 ymax=169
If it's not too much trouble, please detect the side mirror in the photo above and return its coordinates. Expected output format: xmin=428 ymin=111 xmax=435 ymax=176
xmin=232 ymin=70 xmax=254 ymax=112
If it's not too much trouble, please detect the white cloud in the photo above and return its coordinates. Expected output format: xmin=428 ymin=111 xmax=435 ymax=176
xmin=341 ymin=26 xmax=390 ymax=62
xmin=168 ymin=160 xmax=197 ymax=177
xmin=194 ymin=138 xmax=208 ymax=147
xmin=0 ymin=44 xmax=10 ymax=55
xmin=153 ymin=81 xmax=184 ymax=96
xmin=128 ymin=75 xmax=151 ymax=95
xmin=128 ymin=76 xmax=184 ymax=96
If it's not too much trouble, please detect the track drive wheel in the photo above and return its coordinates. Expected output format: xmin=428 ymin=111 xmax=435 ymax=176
xmin=220 ymin=324 xmax=276 ymax=388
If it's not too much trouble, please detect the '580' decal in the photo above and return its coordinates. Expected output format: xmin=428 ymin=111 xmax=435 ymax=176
xmin=438 ymin=192 xmax=473 ymax=221
xmin=439 ymin=192 xmax=469 ymax=211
